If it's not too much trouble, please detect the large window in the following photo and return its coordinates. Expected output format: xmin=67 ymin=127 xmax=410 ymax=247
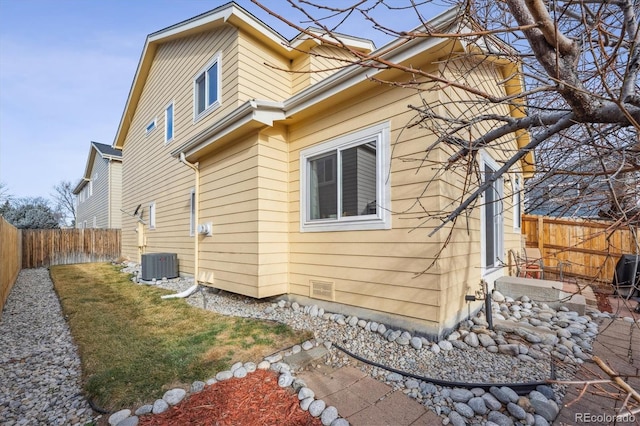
xmin=300 ymin=122 xmax=391 ymax=232
xmin=481 ymin=154 xmax=504 ymax=270
xmin=194 ymin=55 xmax=221 ymax=119
xmin=165 ymin=102 xmax=174 ymax=143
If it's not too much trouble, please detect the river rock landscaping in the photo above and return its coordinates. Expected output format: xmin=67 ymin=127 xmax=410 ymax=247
xmin=1 ymin=263 xmax=627 ymax=425
xmin=115 ymin=262 xmax=616 ymax=426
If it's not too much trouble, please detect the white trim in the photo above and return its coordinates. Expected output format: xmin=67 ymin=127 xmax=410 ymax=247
xmin=189 ymin=189 xmax=196 ymax=237
xmin=145 ymin=118 xmax=157 ymax=135
xmin=193 ymin=53 xmax=222 ymax=122
xmin=149 ymin=201 xmax=156 ymax=230
xmin=164 ymin=101 xmax=174 ymax=143
xmin=479 ymin=151 xmax=504 ymax=274
xmin=513 ymin=175 xmax=521 ymax=231
xmin=300 ymin=122 xmax=391 ymax=232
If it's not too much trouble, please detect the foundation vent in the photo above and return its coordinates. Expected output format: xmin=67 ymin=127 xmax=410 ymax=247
xmin=310 ymin=280 xmax=335 ymax=301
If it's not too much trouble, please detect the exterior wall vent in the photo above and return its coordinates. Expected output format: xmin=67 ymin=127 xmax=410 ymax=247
xmin=310 ymin=280 xmax=335 ymax=301
xmin=141 ymin=253 xmax=178 ymax=281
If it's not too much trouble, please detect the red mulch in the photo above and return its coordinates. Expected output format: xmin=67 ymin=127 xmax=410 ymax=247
xmin=594 ymin=291 xmax=613 ymax=313
xmin=138 ymin=369 xmax=322 ymax=426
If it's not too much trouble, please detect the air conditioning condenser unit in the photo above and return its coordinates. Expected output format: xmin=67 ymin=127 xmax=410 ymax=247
xmin=141 ymin=253 xmax=178 ymax=281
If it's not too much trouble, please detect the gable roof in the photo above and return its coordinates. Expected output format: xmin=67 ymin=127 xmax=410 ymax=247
xmin=112 ymin=1 xmax=374 ymax=151
xmin=73 ymin=141 xmax=122 ymax=194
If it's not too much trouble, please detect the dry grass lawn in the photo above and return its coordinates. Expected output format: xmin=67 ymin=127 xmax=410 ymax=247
xmin=50 ymin=263 xmax=311 ymax=411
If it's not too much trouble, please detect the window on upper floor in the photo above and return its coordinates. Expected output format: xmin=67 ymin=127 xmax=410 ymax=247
xmin=299 ymin=122 xmax=391 ymax=232
xmin=146 ymin=118 xmax=157 ymax=135
xmin=89 ymin=179 xmax=93 ymax=197
xmin=194 ymin=54 xmax=221 ymax=120
xmin=165 ymin=102 xmax=174 ymax=143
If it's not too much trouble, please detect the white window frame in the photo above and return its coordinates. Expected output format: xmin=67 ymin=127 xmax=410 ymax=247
xmin=145 ymin=118 xmax=157 ymax=135
xmin=513 ymin=175 xmax=521 ymax=231
xmin=189 ymin=189 xmax=196 ymax=236
xmin=165 ymin=101 xmax=174 ymax=143
xmin=479 ymin=152 xmax=504 ymax=273
xmin=89 ymin=180 xmax=93 ymax=197
xmin=193 ymin=53 xmax=222 ymax=121
xmin=299 ymin=122 xmax=391 ymax=232
xmin=149 ymin=202 xmax=156 ymax=230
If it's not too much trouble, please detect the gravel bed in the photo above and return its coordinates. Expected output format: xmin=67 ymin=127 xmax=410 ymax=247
xmin=0 ymin=268 xmax=94 ymax=426
xmin=1 ymin=264 xmax=608 ymax=426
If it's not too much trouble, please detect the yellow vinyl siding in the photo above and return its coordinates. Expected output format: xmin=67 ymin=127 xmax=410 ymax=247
xmin=121 ymin=24 xmax=242 ymax=272
xmin=286 ymin=52 xmax=523 ymax=334
xmin=309 ymin=45 xmax=358 ymax=84
xmin=237 ymin=32 xmax=291 ymax=101
xmin=197 ymin=128 xmax=289 ymax=297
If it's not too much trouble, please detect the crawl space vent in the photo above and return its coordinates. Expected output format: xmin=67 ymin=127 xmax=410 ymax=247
xmin=310 ymin=280 xmax=335 ymax=301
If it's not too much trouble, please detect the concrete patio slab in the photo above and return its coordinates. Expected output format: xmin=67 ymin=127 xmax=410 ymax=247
xmin=298 ymin=364 xmax=441 ymax=426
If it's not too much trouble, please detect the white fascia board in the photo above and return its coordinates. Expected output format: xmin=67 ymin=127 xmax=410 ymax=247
xmin=290 ymin=28 xmax=375 ymax=52
xmin=284 ymin=7 xmax=461 ymax=117
xmin=171 ymin=100 xmax=285 ymax=158
xmin=148 ymin=4 xmax=288 ymax=48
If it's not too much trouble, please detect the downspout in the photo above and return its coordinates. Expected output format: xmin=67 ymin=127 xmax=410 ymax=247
xmin=162 ymin=153 xmax=200 ymax=300
xmin=180 ymin=152 xmax=200 ymax=281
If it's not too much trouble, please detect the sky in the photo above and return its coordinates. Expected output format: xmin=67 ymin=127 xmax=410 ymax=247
xmin=0 ymin=0 xmax=443 ymax=201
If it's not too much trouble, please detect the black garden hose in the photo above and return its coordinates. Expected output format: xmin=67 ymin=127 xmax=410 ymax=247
xmin=333 ymin=342 xmax=548 ymax=395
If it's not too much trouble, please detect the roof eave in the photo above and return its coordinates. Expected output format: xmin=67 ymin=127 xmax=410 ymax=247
xmin=170 ymin=100 xmax=285 ymax=160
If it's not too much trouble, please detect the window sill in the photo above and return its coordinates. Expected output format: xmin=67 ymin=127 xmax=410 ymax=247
xmin=301 ymin=217 xmax=390 ymax=232
xmin=193 ymin=101 xmax=220 ymax=123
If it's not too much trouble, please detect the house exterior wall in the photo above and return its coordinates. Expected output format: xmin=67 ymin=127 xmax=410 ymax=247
xmin=117 ymin=11 xmax=525 ymax=337
xmin=121 ymin=24 xmax=294 ymax=272
xmin=285 ymin=56 xmax=523 ymax=336
xmin=121 ymin=26 xmax=244 ymax=268
xmin=109 ymin=160 xmax=123 ymax=228
xmin=76 ymin=154 xmax=110 ymax=228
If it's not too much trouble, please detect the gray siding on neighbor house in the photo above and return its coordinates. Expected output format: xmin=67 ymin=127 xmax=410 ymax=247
xmin=109 ymin=161 xmax=122 ymax=228
xmin=341 ymin=144 xmax=377 ymax=216
xmin=76 ymin=155 xmax=110 ymax=228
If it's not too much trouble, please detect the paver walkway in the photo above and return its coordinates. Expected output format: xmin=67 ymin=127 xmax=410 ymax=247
xmin=555 ymin=317 xmax=640 ymax=425
xmin=298 ymin=364 xmax=439 ymax=426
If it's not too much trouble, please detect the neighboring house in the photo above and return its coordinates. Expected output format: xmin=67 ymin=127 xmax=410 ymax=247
xmin=113 ymin=3 xmax=531 ymax=337
xmin=73 ymin=142 xmax=123 ymax=229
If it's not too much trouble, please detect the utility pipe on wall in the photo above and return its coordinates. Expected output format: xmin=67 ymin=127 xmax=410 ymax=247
xmin=179 ymin=153 xmax=200 ymax=284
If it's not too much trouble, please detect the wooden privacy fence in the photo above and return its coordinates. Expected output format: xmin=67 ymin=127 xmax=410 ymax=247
xmin=22 ymin=228 xmax=121 ymax=269
xmin=521 ymin=214 xmax=639 ymax=283
xmin=0 ymin=217 xmax=22 ymax=316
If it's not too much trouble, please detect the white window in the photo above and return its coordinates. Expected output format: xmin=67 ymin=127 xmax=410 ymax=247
xmin=165 ymin=102 xmax=174 ymax=143
xmin=93 ymin=216 xmax=96 ymax=228
xmin=149 ymin=202 xmax=156 ymax=230
xmin=145 ymin=118 xmax=157 ymax=135
xmin=189 ymin=190 xmax=196 ymax=236
xmin=89 ymin=180 xmax=93 ymax=197
xmin=83 ymin=220 xmax=87 ymax=229
xmin=194 ymin=54 xmax=221 ymax=119
xmin=513 ymin=176 xmax=521 ymax=230
xmin=300 ymin=122 xmax=391 ymax=232
xmin=480 ymin=153 xmax=504 ymax=271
